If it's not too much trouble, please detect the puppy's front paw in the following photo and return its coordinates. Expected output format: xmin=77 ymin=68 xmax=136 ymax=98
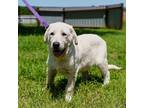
xmin=102 ymin=79 xmax=110 ymax=86
xmin=65 ymin=93 xmax=72 ymax=102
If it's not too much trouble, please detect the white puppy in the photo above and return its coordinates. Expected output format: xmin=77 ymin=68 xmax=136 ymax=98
xmin=44 ymin=22 xmax=121 ymax=102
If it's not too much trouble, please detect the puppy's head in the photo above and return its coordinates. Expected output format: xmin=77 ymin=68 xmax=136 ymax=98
xmin=44 ymin=22 xmax=78 ymax=57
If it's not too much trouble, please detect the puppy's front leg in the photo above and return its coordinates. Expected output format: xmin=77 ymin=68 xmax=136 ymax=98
xmin=65 ymin=72 xmax=77 ymax=102
xmin=47 ymin=68 xmax=57 ymax=88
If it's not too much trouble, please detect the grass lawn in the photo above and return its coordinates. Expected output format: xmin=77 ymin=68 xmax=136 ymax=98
xmin=18 ymin=25 xmax=126 ymax=108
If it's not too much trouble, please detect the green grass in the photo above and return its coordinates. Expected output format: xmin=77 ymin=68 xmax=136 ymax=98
xmin=18 ymin=26 xmax=126 ymax=108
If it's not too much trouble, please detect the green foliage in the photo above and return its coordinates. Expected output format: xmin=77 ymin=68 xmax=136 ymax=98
xmin=18 ymin=6 xmax=38 ymax=15
xmin=18 ymin=27 xmax=126 ymax=108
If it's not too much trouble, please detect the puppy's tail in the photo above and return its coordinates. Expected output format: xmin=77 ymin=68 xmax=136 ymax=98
xmin=108 ymin=64 xmax=122 ymax=70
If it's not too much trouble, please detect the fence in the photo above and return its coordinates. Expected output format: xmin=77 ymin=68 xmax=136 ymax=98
xmin=18 ymin=15 xmax=38 ymax=25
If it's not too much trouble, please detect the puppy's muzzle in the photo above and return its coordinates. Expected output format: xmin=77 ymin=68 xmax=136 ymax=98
xmin=52 ymin=42 xmax=66 ymax=57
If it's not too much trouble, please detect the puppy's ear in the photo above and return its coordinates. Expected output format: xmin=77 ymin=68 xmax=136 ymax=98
xmin=44 ymin=26 xmax=50 ymax=43
xmin=70 ymin=26 xmax=78 ymax=45
xmin=44 ymin=30 xmax=48 ymax=43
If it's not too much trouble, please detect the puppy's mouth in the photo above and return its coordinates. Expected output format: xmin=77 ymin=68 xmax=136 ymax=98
xmin=53 ymin=48 xmax=67 ymax=57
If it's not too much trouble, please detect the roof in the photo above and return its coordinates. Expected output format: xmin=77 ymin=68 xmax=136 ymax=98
xmin=107 ymin=3 xmax=123 ymax=9
xmin=38 ymin=7 xmax=63 ymax=12
xmin=64 ymin=6 xmax=106 ymax=11
xmin=38 ymin=3 xmax=123 ymax=12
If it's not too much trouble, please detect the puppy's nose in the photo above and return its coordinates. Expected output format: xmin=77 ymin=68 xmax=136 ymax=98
xmin=53 ymin=42 xmax=60 ymax=49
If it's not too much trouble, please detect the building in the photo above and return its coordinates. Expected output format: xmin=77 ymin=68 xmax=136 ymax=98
xmin=19 ymin=3 xmax=123 ymax=29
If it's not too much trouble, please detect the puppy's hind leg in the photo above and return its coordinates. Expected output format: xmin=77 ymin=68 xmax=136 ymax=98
xmin=97 ymin=60 xmax=110 ymax=85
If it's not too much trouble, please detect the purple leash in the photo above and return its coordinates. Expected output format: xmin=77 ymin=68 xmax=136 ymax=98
xmin=22 ymin=0 xmax=49 ymax=29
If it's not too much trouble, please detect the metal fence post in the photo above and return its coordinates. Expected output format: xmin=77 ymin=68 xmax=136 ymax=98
xmin=36 ymin=7 xmax=40 ymax=27
xmin=105 ymin=6 xmax=108 ymax=28
xmin=63 ymin=8 xmax=65 ymax=22
xmin=120 ymin=3 xmax=123 ymax=29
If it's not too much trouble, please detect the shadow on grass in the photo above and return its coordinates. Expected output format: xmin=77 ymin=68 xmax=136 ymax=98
xmin=48 ymin=74 xmax=103 ymax=100
xmin=18 ymin=26 xmax=122 ymax=36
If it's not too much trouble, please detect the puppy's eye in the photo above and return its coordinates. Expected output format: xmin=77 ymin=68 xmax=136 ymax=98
xmin=50 ymin=32 xmax=54 ymax=36
xmin=62 ymin=32 xmax=67 ymax=36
